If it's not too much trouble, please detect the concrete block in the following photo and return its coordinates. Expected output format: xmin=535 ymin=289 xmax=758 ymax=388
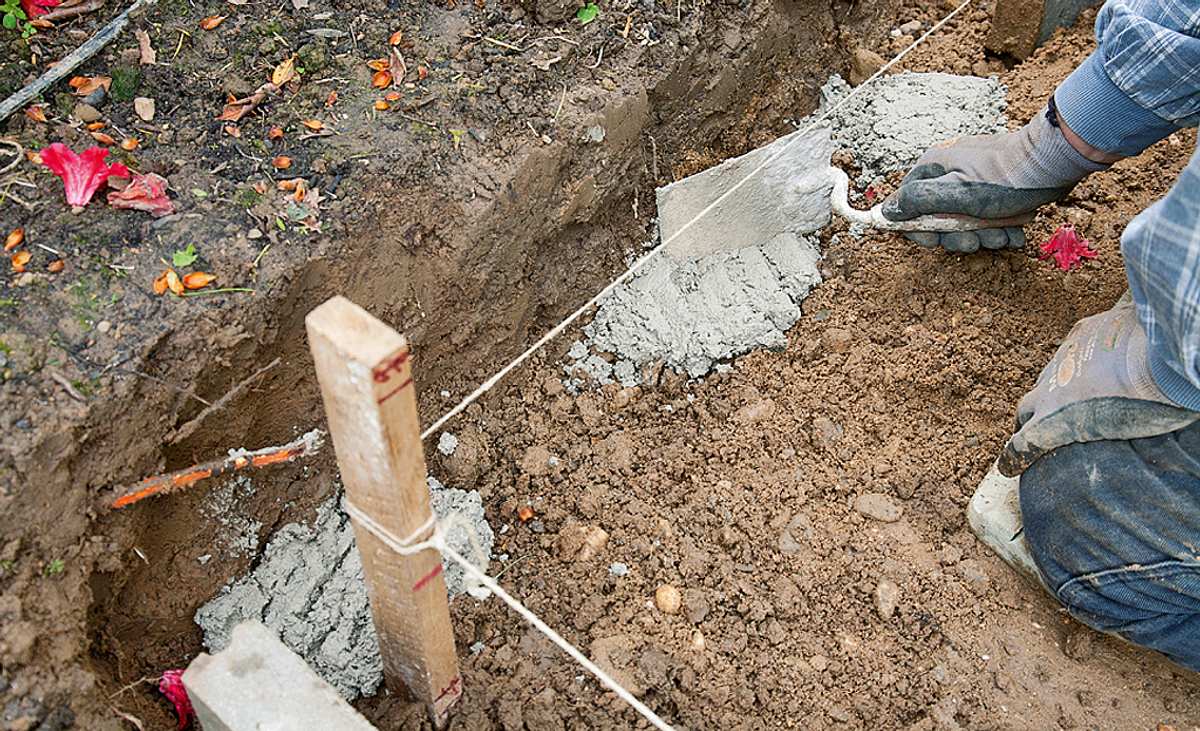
xmin=658 ymin=126 xmax=834 ymax=261
xmin=182 ymin=621 xmax=378 ymax=731
xmin=986 ymin=0 xmax=1102 ymax=60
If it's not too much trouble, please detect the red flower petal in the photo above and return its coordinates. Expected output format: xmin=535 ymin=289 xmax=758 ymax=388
xmin=159 ymin=669 xmax=196 ymax=730
xmin=107 ymin=173 xmax=175 ymax=217
xmin=20 ymin=0 xmax=60 ymax=17
xmin=1039 ymin=224 xmax=1097 ymax=272
xmin=40 ymin=143 xmax=130 ymax=209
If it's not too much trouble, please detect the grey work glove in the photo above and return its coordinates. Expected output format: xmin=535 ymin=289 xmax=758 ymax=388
xmin=882 ymin=104 xmax=1110 ymax=252
xmin=997 ymin=294 xmax=1200 ymax=477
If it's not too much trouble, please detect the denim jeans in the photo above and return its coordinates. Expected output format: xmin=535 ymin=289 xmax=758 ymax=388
xmin=1019 ymin=423 xmax=1200 ymax=671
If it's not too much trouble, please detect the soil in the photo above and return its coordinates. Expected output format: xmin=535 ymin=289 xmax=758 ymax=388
xmin=2 ymin=0 xmax=1199 ymax=729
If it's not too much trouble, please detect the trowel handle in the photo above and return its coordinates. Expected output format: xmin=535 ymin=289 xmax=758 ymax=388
xmin=829 ymin=167 xmax=1034 ymax=233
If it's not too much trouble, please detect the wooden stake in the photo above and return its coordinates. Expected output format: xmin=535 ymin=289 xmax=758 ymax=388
xmin=306 ymin=296 xmax=462 ymax=727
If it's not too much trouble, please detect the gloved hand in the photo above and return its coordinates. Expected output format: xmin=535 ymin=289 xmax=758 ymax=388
xmin=997 ymin=294 xmax=1200 ymax=477
xmin=882 ymin=104 xmax=1111 ymax=252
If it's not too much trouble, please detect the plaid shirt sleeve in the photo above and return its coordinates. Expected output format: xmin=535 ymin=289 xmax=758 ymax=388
xmin=1053 ymin=1 xmax=1200 ymax=408
xmin=1056 ymin=1 xmax=1200 ymax=156
xmin=1122 ymin=145 xmax=1200 ymax=410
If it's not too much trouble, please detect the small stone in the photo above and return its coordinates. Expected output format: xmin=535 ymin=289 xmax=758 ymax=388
xmin=83 ymin=86 xmax=106 ymax=106
xmin=608 ymin=562 xmax=629 ymax=577
xmin=938 ymin=544 xmax=963 ymax=566
xmin=821 ymin=327 xmax=853 ymax=353
xmin=197 ymin=554 xmax=212 ymax=565
xmin=654 ymin=584 xmax=682 ymax=614
xmin=682 ymin=589 xmax=709 ymax=624
xmin=899 ymin=19 xmax=922 ymax=35
xmin=73 ymin=103 xmax=102 ymax=122
xmin=248 ymin=228 xmax=263 ymax=239
xmin=956 ymin=558 xmax=990 ymax=595
xmin=854 ymin=493 xmax=903 ymax=523
xmin=690 ymin=630 xmax=706 ymax=651
xmin=732 ymin=398 xmax=775 ymax=424
xmin=134 ymin=97 xmax=155 ymax=121
xmin=520 ymin=445 xmax=553 ymax=476
xmin=437 ymin=432 xmax=458 ymax=456
xmin=14 ymin=272 xmax=34 ymax=287
xmin=96 ymin=320 xmax=111 ymax=334
xmin=849 ymin=48 xmax=885 ymax=86
xmin=809 ymin=654 xmax=829 ymax=672
xmin=873 ymin=579 xmax=901 ymax=619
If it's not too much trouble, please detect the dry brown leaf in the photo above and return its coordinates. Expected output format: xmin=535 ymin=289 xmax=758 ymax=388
xmin=388 ymin=29 xmax=403 ymax=45
xmin=215 ymin=82 xmax=278 ymax=122
xmin=388 ymin=47 xmax=406 ymax=87
xmin=25 ymin=150 xmax=42 ymax=165
xmin=182 ymin=271 xmax=217 ymax=289
xmin=135 ymin=29 xmax=156 ymax=64
xmin=199 ymin=14 xmax=226 ymax=29
xmin=47 ymin=259 xmax=65 ymax=273
xmin=11 ymin=251 xmax=31 ymax=273
xmin=324 ymin=90 xmax=338 ymax=108
xmin=366 ymin=58 xmax=389 ymax=71
xmin=374 ymin=100 xmax=389 ymax=111
xmin=301 ymin=119 xmax=324 ymax=131
xmin=223 ymin=125 xmax=241 ymax=137
xmin=271 ymin=55 xmax=297 ymax=86
xmin=165 ymin=269 xmax=184 ymax=296
xmin=292 ymin=181 xmax=307 ymax=202
xmin=271 ymin=156 xmax=292 ymax=170
xmin=120 ymin=138 xmax=140 ymax=151
xmin=4 ymin=228 xmax=24 ymax=252
xmin=70 ymin=75 xmax=111 ymax=97
xmin=417 ymin=65 xmax=428 ymax=81
xmin=85 ymin=121 xmax=105 ymax=130
xmin=268 ymin=126 xmax=284 ymax=140
xmin=253 ymin=181 xmax=268 ymax=195
xmin=384 ymin=90 xmax=401 ymax=102
xmin=277 ymin=178 xmax=301 ymax=191
xmin=29 ymin=17 xmax=52 ymax=28
xmin=24 ymin=105 xmax=47 ymax=123
xmin=152 ymin=270 xmax=168 ymax=295
xmin=90 ymin=131 xmax=116 ymax=146
xmin=371 ymin=70 xmax=392 ymax=89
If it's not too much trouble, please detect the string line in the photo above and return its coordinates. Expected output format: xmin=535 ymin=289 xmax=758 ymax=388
xmin=418 ymin=0 xmax=974 ymax=443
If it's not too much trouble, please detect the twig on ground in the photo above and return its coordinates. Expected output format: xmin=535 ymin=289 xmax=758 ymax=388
xmin=0 ymin=139 xmax=22 ymax=175
xmin=587 ymin=43 xmax=605 ymax=70
xmin=482 ymin=36 xmax=522 ymax=52
xmin=49 ymin=371 xmax=87 ymax=402
xmin=41 ymin=0 xmax=106 ymax=22
xmin=167 ymin=357 xmax=280 ymax=444
xmin=553 ymin=83 xmax=567 ymax=123
xmin=0 ymin=0 xmax=155 ymax=122
xmin=107 ymin=429 xmax=325 ymax=509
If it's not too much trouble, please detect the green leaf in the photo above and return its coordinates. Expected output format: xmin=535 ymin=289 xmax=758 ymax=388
xmin=2 ymin=14 xmax=17 ymax=29
xmin=576 ymin=2 xmax=598 ymax=24
xmin=172 ymin=243 xmax=198 ymax=267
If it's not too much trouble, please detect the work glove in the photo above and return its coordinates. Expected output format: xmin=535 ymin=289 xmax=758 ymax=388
xmin=997 ymin=294 xmax=1200 ymax=477
xmin=881 ymin=104 xmax=1110 ymax=252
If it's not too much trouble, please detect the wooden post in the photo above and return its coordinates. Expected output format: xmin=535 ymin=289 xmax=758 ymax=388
xmin=306 ymin=296 xmax=462 ymax=727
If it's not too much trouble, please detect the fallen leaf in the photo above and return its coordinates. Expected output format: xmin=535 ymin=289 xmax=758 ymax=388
xmin=199 ymin=14 xmax=226 ymax=29
xmin=135 ymin=29 xmax=156 ymax=64
xmin=40 ymin=144 xmax=129 ymax=210
xmin=120 ymin=138 xmax=139 ymax=151
xmin=47 ymin=259 xmax=65 ymax=273
xmin=268 ymin=126 xmax=284 ymax=140
xmin=277 ymin=178 xmax=301 ymax=191
xmin=5 ymin=228 xmax=24 ymax=251
xmin=152 ymin=270 xmax=169 ymax=295
xmin=85 ymin=121 xmax=106 ymax=131
xmin=388 ymin=47 xmax=407 ymax=86
xmin=301 ymin=119 xmax=324 ymax=131
xmin=90 ymin=131 xmax=116 ymax=146
xmin=24 ymin=105 xmax=47 ymax=123
xmin=1040 ymin=224 xmax=1097 ymax=272
xmin=384 ymin=90 xmax=401 ymax=101
xmin=388 ymin=29 xmax=403 ymax=45
xmin=324 ymin=90 xmax=337 ymax=108
xmin=517 ymin=506 xmax=534 ymax=522
xmin=69 ymin=75 xmax=111 ymax=97
xmin=107 ymin=173 xmax=175 ymax=217
xmin=271 ymin=55 xmax=297 ymax=86
xmin=223 ymin=125 xmax=241 ymax=137
xmin=371 ymin=70 xmax=392 ymax=88
xmin=216 ymin=82 xmax=278 ymax=122
xmin=11 ymin=251 xmax=31 ymax=273
xmin=417 ymin=65 xmax=428 ymax=81
xmin=182 ymin=271 xmax=217 ymax=289
xmin=271 ymin=156 xmax=292 ymax=169
xmin=292 ymin=181 xmax=307 ymax=202
xmin=134 ymin=96 xmax=155 ymax=121
xmin=25 ymin=150 xmax=42 ymax=165
xmin=253 ymin=181 xmax=268 ymax=195
xmin=165 ymin=269 xmax=184 ymax=296
xmin=374 ymin=100 xmax=389 ymax=111
xmin=159 ymin=670 xmax=196 ymax=730
xmin=29 ymin=17 xmax=53 ymax=28
xmin=366 ymin=58 xmax=389 ymax=71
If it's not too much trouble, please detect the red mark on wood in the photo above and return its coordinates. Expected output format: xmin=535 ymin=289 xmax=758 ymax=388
xmin=412 ymin=563 xmax=443 ymax=591
xmin=376 ymin=377 xmax=413 ymax=404
xmin=434 ymin=674 xmax=463 ymax=705
xmin=371 ymin=350 xmax=410 ymax=382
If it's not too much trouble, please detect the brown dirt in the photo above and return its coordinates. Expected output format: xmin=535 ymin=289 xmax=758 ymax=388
xmin=3 ymin=0 xmax=1200 ymax=729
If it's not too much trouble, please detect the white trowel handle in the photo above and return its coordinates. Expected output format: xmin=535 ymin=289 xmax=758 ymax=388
xmin=828 ymin=167 xmax=1034 ymax=232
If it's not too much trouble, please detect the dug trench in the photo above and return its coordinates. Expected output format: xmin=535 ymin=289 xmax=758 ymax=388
xmin=1 ymin=0 xmax=919 ymax=726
